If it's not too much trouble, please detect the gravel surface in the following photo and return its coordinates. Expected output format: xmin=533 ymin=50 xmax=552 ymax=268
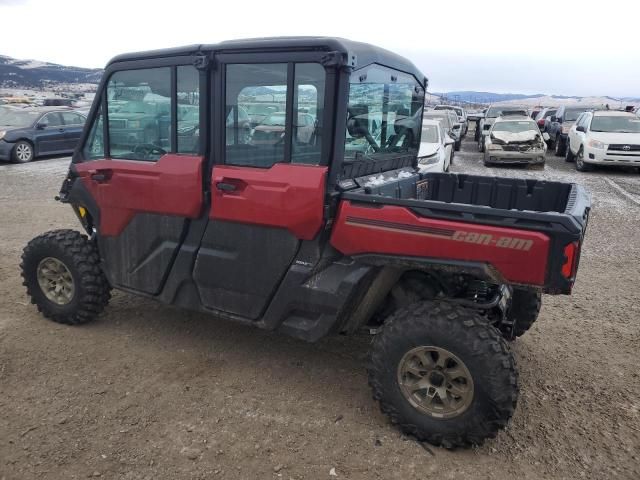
xmin=1 ymin=135 xmax=639 ymax=480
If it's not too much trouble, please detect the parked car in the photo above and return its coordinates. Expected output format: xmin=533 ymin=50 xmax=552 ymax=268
xmin=417 ymin=119 xmax=454 ymax=172
xmin=245 ymin=103 xmax=280 ymax=127
xmin=467 ymin=109 xmax=485 ymax=141
xmin=566 ymin=110 xmax=640 ymax=171
xmin=0 ymin=107 xmax=86 ymax=163
xmin=483 ymin=114 xmax=548 ymax=167
xmin=478 ymin=105 xmax=528 ymax=152
xmin=19 ymin=37 xmax=591 ymax=450
xmin=546 ymin=106 xmax=595 ymax=156
xmin=433 ymin=105 xmax=468 ymax=136
xmin=252 ymin=112 xmax=316 ymax=145
xmin=423 ymin=110 xmax=462 ymax=151
xmin=534 ymin=107 xmax=557 ymax=133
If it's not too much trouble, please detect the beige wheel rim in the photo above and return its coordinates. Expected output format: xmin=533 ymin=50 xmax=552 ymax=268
xmin=397 ymin=346 xmax=474 ymax=419
xmin=37 ymin=257 xmax=75 ymax=305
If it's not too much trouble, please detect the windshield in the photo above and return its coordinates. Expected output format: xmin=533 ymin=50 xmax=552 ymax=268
xmin=565 ymin=109 xmax=587 ymax=122
xmin=262 ymin=113 xmax=286 ymax=126
xmin=421 ymin=124 xmax=439 ymax=143
xmin=492 ymin=120 xmax=538 ymax=133
xmin=487 ymin=106 xmax=527 ymax=118
xmin=0 ymin=109 xmax=40 ymax=127
xmin=344 ymin=64 xmax=424 ymax=159
xmin=424 ymin=113 xmax=450 ymax=128
xmin=590 ymin=116 xmax=640 ymax=133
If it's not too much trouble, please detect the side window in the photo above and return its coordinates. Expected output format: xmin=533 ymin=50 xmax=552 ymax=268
xmin=226 ymin=63 xmax=288 ymax=167
xmin=41 ymin=113 xmax=63 ymax=127
xmin=83 ymin=106 xmax=104 ymax=160
xmin=292 ymin=63 xmax=325 ymax=165
xmin=107 ymin=67 xmax=172 ymax=161
xmin=61 ymin=112 xmax=85 ymax=126
xmin=177 ymin=66 xmax=200 ymax=154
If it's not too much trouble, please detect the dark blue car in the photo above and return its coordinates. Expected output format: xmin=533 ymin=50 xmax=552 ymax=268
xmin=0 ymin=107 xmax=86 ymax=163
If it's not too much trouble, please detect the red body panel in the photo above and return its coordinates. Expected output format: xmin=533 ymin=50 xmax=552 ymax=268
xmin=331 ymin=201 xmax=551 ymax=286
xmin=76 ymin=154 xmax=204 ymax=236
xmin=211 ymin=164 xmax=327 ymax=240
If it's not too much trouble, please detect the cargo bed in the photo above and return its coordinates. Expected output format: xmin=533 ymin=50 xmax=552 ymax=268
xmin=331 ymin=170 xmax=590 ymax=294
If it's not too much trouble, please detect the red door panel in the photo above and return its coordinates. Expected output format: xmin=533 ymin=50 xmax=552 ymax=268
xmin=211 ymin=163 xmax=327 ymax=240
xmin=331 ymin=201 xmax=550 ymax=286
xmin=76 ymin=154 xmax=204 ymax=236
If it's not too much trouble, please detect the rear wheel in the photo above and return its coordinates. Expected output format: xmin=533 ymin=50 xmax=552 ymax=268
xmin=575 ymin=147 xmax=592 ymax=172
xmin=501 ymin=289 xmax=542 ymax=339
xmin=21 ymin=230 xmax=111 ymax=325
xmin=368 ymin=301 xmax=518 ymax=448
xmin=11 ymin=140 xmax=34 ymax=163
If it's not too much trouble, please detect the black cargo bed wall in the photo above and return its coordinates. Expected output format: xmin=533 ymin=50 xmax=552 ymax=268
xmin=419 ymin=173 xmax=572 ymax=213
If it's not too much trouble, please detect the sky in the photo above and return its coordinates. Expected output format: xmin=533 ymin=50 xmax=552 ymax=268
xmin=1 ymin=0 xmax=639 ymax=97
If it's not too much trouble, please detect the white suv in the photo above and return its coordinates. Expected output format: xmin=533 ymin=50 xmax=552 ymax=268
xmin=566 ymin=110 xmax=640 ymax=171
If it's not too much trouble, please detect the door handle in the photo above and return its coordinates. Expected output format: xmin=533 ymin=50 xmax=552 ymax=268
xmin=216 ymin=182 xmax=237 ymax=192
xmin=90 ymin=170 xmax=112 ymax=183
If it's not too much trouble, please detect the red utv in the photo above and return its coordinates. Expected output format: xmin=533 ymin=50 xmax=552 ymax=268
xmin=21 ymin=37 xmax=590 ymax=448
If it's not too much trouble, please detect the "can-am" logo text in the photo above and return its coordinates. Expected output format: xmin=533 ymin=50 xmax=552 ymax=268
xmin=452 ymin=231 xmax=534 ymax=251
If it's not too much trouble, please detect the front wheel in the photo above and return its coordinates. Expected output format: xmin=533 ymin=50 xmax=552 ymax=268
xmin=368 ymin=301 xmax=518 ymax=448
xmin=12 ymin=140 xmax=34 ymax=163
xmin=21 ymin=230 xmax=111 ymax=325
xmin=554 ymin=136 xmax=565 ymax=156
xmin=565 ymin=143 xmax=575 ymax=162
xmin=575 ymin=148 xmax=592 ymax=172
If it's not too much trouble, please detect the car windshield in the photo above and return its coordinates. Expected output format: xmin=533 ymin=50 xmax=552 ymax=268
xmin=590 ymin=116 xmax=640 ymax=133
xmin=492 ymin=121 xmax=538 ymax=133
xmin=421 ymin=124 xmax=439 ymax=143
xmin=487 ymin=107 xmax=527 ymax=118
xmin=262 ymin=113 xmax=286 ymax=126
xmin=565 ymin=109 xmax=587 ymax=122
xmin=0 ymin=109 xmax=40 ymax=127
xmin=424 ymin=113 xmax=450 ymax=128
xmin=344 ymin=64 xmax=424 ymax=159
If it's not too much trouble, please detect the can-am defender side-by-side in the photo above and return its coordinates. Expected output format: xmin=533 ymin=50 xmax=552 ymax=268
xmin=21 ymin=38 xmax=591 ymax=448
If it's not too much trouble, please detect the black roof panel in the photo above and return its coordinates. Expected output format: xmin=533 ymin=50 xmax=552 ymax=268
xmin=107 ymin=37 xmax=426 ymax=86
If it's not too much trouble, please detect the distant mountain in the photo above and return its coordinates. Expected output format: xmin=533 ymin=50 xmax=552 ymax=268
xmin=0 ymin=55 xmax=102 ymax=88
xmin=433 ymin=91 xmax=640 ymax=105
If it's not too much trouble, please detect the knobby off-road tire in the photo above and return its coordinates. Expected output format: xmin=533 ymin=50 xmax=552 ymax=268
xmin=21 ymin=229 xmax=111 ymax=325
xmin=505 ymin=289 xmax=542 ymax=339
xmin=368 ymin=301 xmax=518 ymax=448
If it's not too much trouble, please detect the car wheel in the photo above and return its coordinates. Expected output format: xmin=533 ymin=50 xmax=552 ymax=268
xmin=554 ymin=136 xmax=565 ymax=157
xmin=575 ymin=148 xmax=592 ymax=172
xmin=21 ymin=230 xmax=111 ymax=325
xmin=368 ymin=301 xmax=518 ymax=448
xmin=565 ymin=143 xmax=575 ymax=162
xmin=478 ymin=138 xmax=484 ymax=153
xmin=11 ymin=140 xmax=34 ymax=163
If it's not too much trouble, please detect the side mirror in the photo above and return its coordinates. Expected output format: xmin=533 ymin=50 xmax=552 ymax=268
xmin=576 ymin=126 xmax=586 ymax=133
xmin=36 ymin=123 xmax=47 ymax=130
xmin=543 ymin=132 xmax=550 ymax=141
xmin=444 ymin=136 xmax=455 ymax=146
xmin=452 ymin=124 xmax=461 ymax=129
xmin=550 ymin=116 xmax=557 ymax=122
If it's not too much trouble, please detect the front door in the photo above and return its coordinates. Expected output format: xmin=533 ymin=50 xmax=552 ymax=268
xmin=73 ymin=63 xmax=206 ymax=295
xmin=193 ymin=58 xmax=329 ymax=319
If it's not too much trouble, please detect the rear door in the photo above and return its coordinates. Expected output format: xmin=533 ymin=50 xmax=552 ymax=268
xmin=193 ymin=56 xmax=330 ymax=319
xmin=35 ymin=112 xmax=66 ymax=154
xmin=60 ymin=111 xmax=87 ymax=151
xmin=73 ymin=61 xmax=206 ymax=295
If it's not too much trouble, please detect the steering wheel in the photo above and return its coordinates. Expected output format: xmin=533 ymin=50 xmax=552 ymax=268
xmin=133 ymin=143 xmax=167 ymax=160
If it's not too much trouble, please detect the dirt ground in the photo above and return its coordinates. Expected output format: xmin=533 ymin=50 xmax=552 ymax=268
xmin=1 ymin=133 xmax=639 ymax=480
